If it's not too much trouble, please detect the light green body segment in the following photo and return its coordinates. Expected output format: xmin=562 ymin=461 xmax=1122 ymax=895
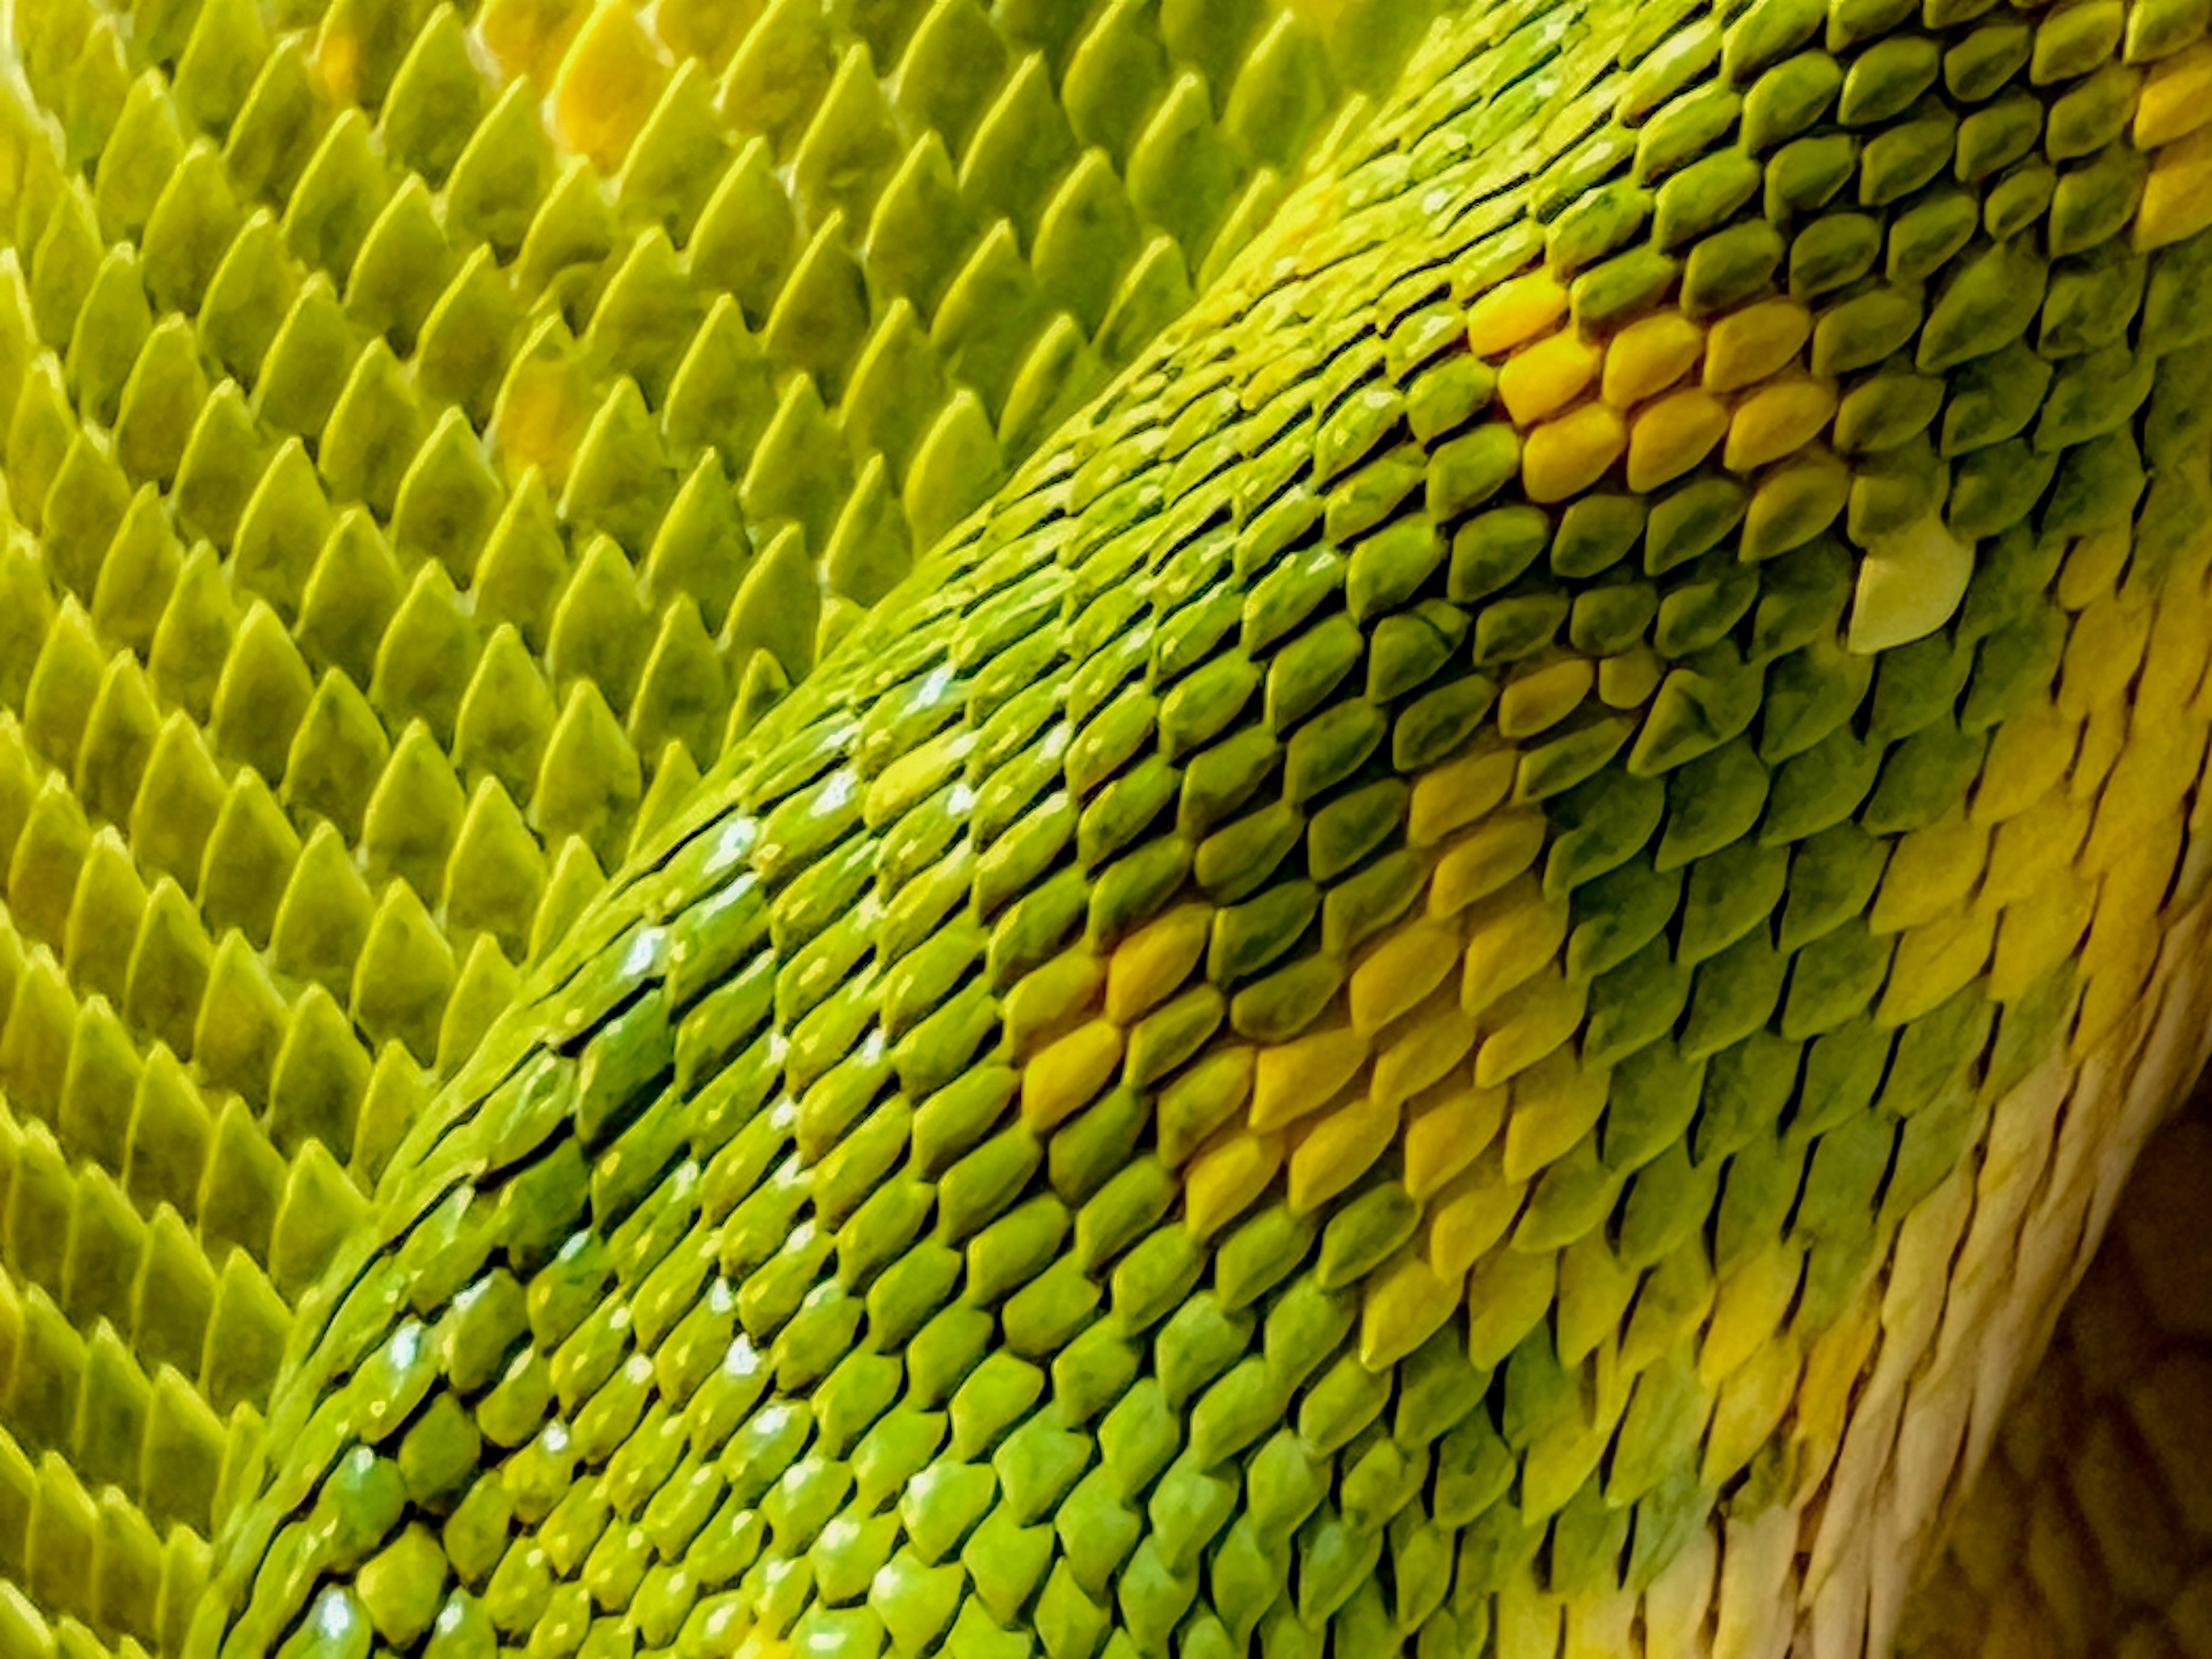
xmin=1 ymin=1 xmax=2211 ymax=1658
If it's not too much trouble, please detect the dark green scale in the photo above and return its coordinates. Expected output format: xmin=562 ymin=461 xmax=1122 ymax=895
xmin=147 ymin=0 xmax=2212 ymax=1656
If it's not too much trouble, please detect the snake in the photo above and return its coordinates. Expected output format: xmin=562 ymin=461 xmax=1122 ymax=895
xmin=0 ymin=0 xmax=2208 ymax=1655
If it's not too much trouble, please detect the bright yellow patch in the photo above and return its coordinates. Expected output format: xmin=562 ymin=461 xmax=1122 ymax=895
xmin=1003 ymin=950 xmax=1104 ymax=1055
xmin=1601 ymin=310 xmax=1705 ymax=406
xmin=1723 ymin=377 xmax=1838 ymax=471
xmin=1475 ymin=963 xmax=1586 ymax=1088
xmin=1105 ymin=904 xmax=1210 ymax=1024
xmin=1250 ymin=1023 xmax=1369 ymax=1132
xmin=864 ymin=731 xmax=972 ymax=827
xmin=1791 ymin=1293 xmax=1881 ymax=1476
xmin=479 ymin=0 xmax=589 ymax=81
xmin=2070 ymin=699 xmax=2129 ymax=802
xmin=554 ymin=1 xmax=671 ymax=169
xmin=1848 ymin=516 xmax=1975 ymax=654
xmin=313 ymin=25 xmax=363 ymax=104
xmin=1426 ymin=1153 xmax=1526 ymax=1277
xmin=1350 ymin=920 xmax=1461 ymax=1034
xmin=1289 ymin=1092 xmax=1400 ymax=1211
xmin=1972 ymin=702 xmax=2081 ymax=824
xmin=1019 ymin=1019 xmax=1122 ymax=1130
xmin=1183 ymin=1128 xmax=1284 ymax=1237
xmin=1522 ymin=402 xmax=1629 ymax=502
xmin=2135 ymin=40 xmax=2212 ymax=147
xmin=1991 ymin=885 xmax=2070 ymax=1013
xmin=1701 ymin=1244 xmax=1803 ymax=1386
xmin=1982 ymin=785 xmax=2092 ymax=904
xmin=1465 ymin=1242 xmax=1557 ymax=1365
xmin=1702 ymin=1331 xmax=1801 ymax=1488
xmin=1627 ymin=387 xmax=1730 ymax=490
xmin=1869 ymin=808 xmax=1988 ymax=934
xmin=1498 ymin=331 xmax=1604 ymax=424
xmin=2076 ymin=821 xmax=2176 ymax=1050
xmin=1372 ymin=998 xmax=1480 ymax=1108
xmin=2137 ymin=103 xmax=2212 ymax=253
xmin=1502 ymin=1044 xmax=1609 ymax=1180
xmin=1558 ymin=1232 xmax=1641 ymax=1363
xmin=1427 ymin=807 xmax=1548 ymax=916
xmin=1408 ymin=742 xmax=1518 ymax=844
xmin=490 ymin=329 xmax=592 ymax=489
xmin=1460 ymin=875 xmax=1569 ymax=1016
xmin=1879 ymin=906 xmax=1996 ymax=1024
xmin=1466 ymin=271 xmax=1571 ymax=357
xmin=2085 ymin=718 xmax=2209 ymax=872
xmin=1360 ymin=1248 xmax=1465 ymax=1369
xmin=1403 ymin=1078 xmax=1508 ymax=1198
xmin=2135 ymin=586 xmax=2212 ymax=718
xmin=2058 ymin=592 xmax=2154 ymax=720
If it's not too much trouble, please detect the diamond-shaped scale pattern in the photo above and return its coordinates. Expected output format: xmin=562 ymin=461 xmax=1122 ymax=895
xmin=9 ymin=0 xmax=2212 ymax=1653
xmin=5 ymin=0 xmax=1401 ymax=1075
xmin=0 ymin=0 xmax=1416 ymax=1649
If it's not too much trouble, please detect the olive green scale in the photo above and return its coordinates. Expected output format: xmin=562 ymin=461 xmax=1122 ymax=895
xmin=164 ymin=0 xmax=2212 ymax=1643
xmin=172 ymin=12 xmax=1703 ymax=1653
xmin=3 ymin=0 xmax=2212 ymax=1651
xmin=0 ymin=0 xmax=1451 ymax=1649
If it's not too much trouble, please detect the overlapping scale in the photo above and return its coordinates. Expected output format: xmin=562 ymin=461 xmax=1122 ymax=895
xmin=0 ymin=0 xmax=1412 ymax=1650
xmin=9 ymin=0 xmax=2212 ymax=1653
xmin=115 ymin=0 xmax=2212 ymax=1646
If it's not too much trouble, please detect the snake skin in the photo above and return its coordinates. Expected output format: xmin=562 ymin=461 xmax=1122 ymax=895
xmin=0 ymin=1 xmax=2209 ymax=1657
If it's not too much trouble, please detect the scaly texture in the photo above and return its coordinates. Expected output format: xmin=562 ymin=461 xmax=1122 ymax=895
xmin=1898 ymin=1082 xmax=2212 ymax=1659
xmin=0 ymin=0 xmax=2210 ymax=1657
xmin=0 ymin=0 xmax=1399 ymax=1650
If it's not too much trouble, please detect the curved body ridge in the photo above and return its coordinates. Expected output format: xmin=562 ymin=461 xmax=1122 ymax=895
xmin=0 ymin=1 xmax=2210 ymax=1657
xmin=202 ymin=8 xmax=2212 ymax=1657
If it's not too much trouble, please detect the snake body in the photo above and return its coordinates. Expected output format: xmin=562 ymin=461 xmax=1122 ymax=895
xmin=1 ymin=1 xmax=2210 ymax=1656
